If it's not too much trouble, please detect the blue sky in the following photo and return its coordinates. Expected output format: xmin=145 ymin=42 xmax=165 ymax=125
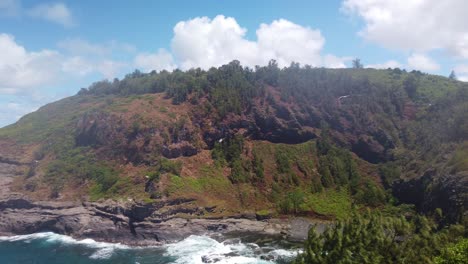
xmin=1 ymin=0 xmax=467 ymax=127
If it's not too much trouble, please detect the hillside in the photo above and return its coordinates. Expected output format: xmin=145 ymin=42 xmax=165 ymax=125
xmin=0 ymin=61 xmax=466 ymax=223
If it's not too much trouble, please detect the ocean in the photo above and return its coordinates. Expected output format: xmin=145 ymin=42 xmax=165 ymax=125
xmin=0 ymin=232 xmax=301 ymax=264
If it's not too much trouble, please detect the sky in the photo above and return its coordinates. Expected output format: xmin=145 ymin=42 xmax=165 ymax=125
xmin=1 ymin=0 xmax=468 ymax=127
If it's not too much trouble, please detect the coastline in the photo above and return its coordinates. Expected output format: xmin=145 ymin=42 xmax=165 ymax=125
xmin=0 ymin=197 xmax=328 ymax=246
xmin=0 ymin=150 xmax=328 ymax=247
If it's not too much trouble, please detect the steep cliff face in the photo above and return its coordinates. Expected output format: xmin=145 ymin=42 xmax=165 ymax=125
xmin=0 ymin=65 xmax=466 ymax=223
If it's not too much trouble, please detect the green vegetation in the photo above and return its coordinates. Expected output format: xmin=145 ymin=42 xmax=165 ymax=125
xmin=378 ymin=162 xmax=401 ymax=188
xmin=435 ymin=238 xmax=468 ymax=264
xmin=449 ymin=143 xmax=468 ymax=173
xmin=0 ymin=96 xmax=100 ymax=144
xmin=294 ymin=211 xmax=466 ymax=264
xmin=0 ymin=60 xmax=466 ymax=230
xmin=277 ymin=189 xmax=306 ymax=214
xmin=251 ymin=150 xmax=264 ymax=181
xmin=212 ymin=135 xmax=258 ymax=183
xmin=304 ymin=188 xmax=353 ymax=219
xmin=212 ymin=135 xmax=244 ymax=165
xmin=46 ymin=147 xmax=119 ymax=199
xmin=166 ymin=165 xmax=232 ymax=197
xmin=352 ymin=58 xmax=364 ymax=69
xmin=317 ymin=133 xmax=387 ymax=208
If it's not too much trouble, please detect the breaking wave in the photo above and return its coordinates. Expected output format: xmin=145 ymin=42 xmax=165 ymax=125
xmin=0 ymin=232 xmax=301 ymax=263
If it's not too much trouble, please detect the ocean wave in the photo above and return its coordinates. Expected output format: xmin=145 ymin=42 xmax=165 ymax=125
xmin=164 ymin=235 xmax=299 ymax=264
xmin=0 ymin=232 xmax=130 ymax=259
xmin=0 ymin=233 xmax=301 ymax=263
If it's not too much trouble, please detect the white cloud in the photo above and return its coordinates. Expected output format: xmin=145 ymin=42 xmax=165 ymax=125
xmin=256 ymin=19 xmax=325 ymax=67
xmin=0 ymin=33 xmax=62 ymax=95
xmin=28 ymin=2 xmax=74 ymax=27
xmin=96 ymin=60 xmax=126 ymax=80
xmin=366 ymin=60 xmax=402 ymax=69
xmin=323 ymin=55 xmax=350 ymax=68
xmin=62 ymin=57 xmax=125 ymax=80
xmin=0 ymin=33 xmax=128 ymax=97
xmin=0 ymin=0 xmax=20 ymax=17
xmin=407 ymin=53 xmax=440 ymax=72
xmin=58 ymin=38 xmax=108 ymax=56
xmin=1 ymin=1 xmax=76 ymax=27
xmin=171 ymin=15 xmax=258 ymax=69
xmin=0 ymin=33 xmax=128 ymax=127
xmin=454 ymin=64 xmax=468 ymax=81
xmin=342 ymin=0 xmax=468 ymax=59
xmin=170 ymin=15 xmax=337 ymax=69
xmin=62 ymin=56 xmax=93 ymax=76
xmin=134 ymin=49 xmax=176 ymax=72
xmin=58 ymin=38 xmax=136 ymax=56
xmin=58 ymin=38 xmax=138 ymax=78
xmin=0 ymin=101 xmax=39 ymax=127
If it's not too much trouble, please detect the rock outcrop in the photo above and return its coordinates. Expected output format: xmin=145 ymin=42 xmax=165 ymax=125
xmin=0 ymin=197 xmax=325 ymax=245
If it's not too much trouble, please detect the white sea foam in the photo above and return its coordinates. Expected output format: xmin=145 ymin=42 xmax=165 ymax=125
xmin=0 ymin=232 xmax=129 ymax=259
xmin=164 ymin=235 xmax=298 ymax=264
xmin=0 ymin=233 xmax=300 ymax=263
xmin=269 ymin=248 xmax=303 ymax=258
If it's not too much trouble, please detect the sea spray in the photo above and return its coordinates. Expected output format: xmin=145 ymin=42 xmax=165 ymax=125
xmin=0 ymin=232 xmax=300 ymax=263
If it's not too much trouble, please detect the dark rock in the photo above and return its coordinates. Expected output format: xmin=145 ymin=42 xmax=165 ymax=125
xmin=0 ymin=196 xmax=325 ymax=245
xmin=241 ymin=212 xmax=257 ymax=220
xmin=255 ymin=211 xmax=272 ymax=221
xmin=351 ymin=135 xmax=386 ymax=163
xmin=162 ymin=142 xmax=198 ymax=158
xmin=261 ymin=255 xmax=275 ymax=261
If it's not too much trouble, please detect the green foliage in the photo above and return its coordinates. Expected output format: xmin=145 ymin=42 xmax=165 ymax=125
xmin=449 ymin=70 xmax=457 ymax=81
xmin=159 ymin=158 xmax=182 ymax=175
xmin=79 ymin=61 xmax=258 ymax=119
xmin=212 ymin=135 xmax=244 ymax=165
xmin=317 ymin=125 xmax=361 ymax=190
xmin=275 ymin=150 xmax=292 ymax=174
xmin=352 ymin=58 xmax=364 ymax=69
xmin=0 ymin=96 xmax=98 ymax=144
xmin=278 ymin=189 xmax=305 ymax=214
xmin=379 ymin=162 xmax=401 ymax=188
xmin=316 ymin=136 xmax=388 ymax=207
xmin=256 ymin=209 xmax=272 ymax=217
xmin=294 ymin=211 xmax=464 ymax=264
xmin=449 ymin=143 xmax=468 ymax=173
xmin=354 ymin=179 xmax=387 ymax=207
xmin=269 ymin=141 xmax=316 ymax=187
xmin=211 ymin=135 xmax=251 ymax=183
xmin=404 ymin=75 xmax=418 ymax=99
xmin=166 ymin=165 xmax=232 ymax=197
xmin=46 ymin=147 xmax=118 ymax=198
xmin=229 ymin=159 xmax=248 ymax=183
xmin=145 ymin=158 xmax=182 ymax=192
xmin=316 ymin=127 xmax=332 ymax=155
xmin=251 ymin=151 xmax=264 ymax=180
xmin=276 ymin=188 xmax=353 ymax=218
xmin=304 ymin=188 xmax=353 ymax=219
xmin=318 ymin=156 xmax=334 ymax=188
xmin=434 ymin=238 xmax=468 ymax=264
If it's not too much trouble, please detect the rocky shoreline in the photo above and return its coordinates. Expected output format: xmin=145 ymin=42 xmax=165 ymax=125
xmin=0 ymin=196 xmax=326 ymax=246
xmin=0 ymin=151 xmax=327 ymax=246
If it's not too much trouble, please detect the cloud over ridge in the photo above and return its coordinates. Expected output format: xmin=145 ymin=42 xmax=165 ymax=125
xmin=136 ymin=15 xmax=347 ymax=72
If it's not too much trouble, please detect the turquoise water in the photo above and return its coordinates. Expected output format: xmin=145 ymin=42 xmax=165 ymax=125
xmin=0 ymin=233 xmax=300 ymax=264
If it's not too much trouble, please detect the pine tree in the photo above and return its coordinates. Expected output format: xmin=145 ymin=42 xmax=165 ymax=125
xmin=449 ymin=70 xmax=457 ymax=80
xmin=352 ymin=58 xmax=364 ymax=69
xmin=293 ymin=211 xmax=452 ymax=264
